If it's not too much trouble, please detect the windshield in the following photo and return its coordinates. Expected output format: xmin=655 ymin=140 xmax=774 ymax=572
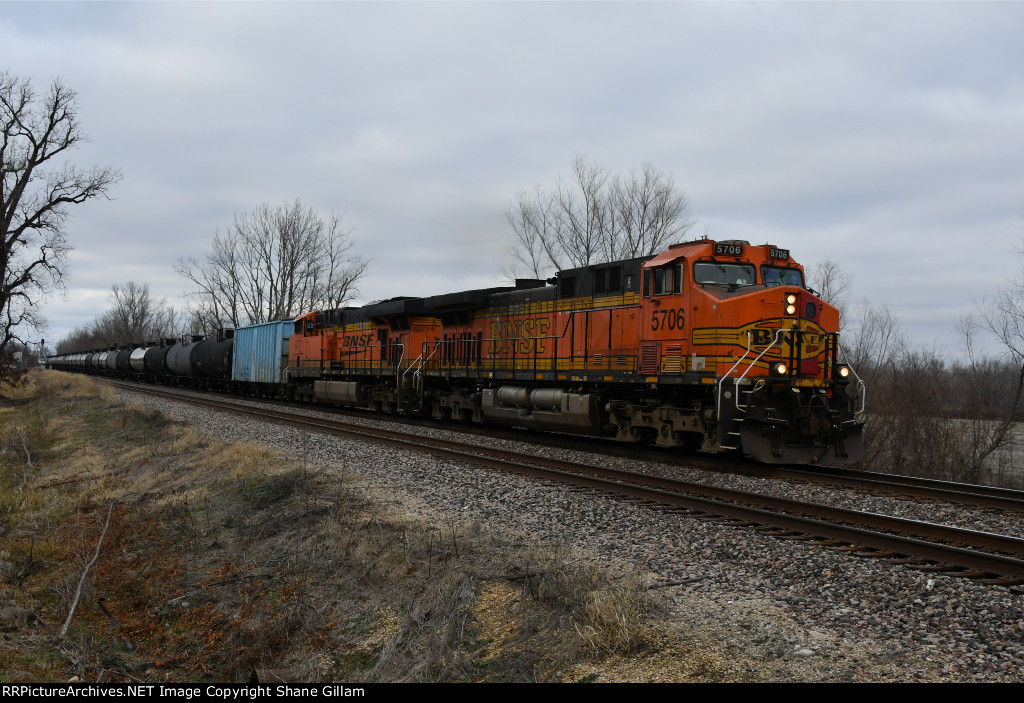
xmin=761 ymin=266 xmax=804 ymax=288
xmin=693 ymin=261 xmax=756 ymax=287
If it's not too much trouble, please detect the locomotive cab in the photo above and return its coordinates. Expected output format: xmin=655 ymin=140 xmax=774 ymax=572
xmin=639 ymin=247 xmax=690 ymax=374
xmin=686 ymin=241 xmax=865 ymax=466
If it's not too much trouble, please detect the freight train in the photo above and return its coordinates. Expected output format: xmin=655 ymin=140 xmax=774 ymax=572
xmin=47 ymin=238 xmax=865 ymax=466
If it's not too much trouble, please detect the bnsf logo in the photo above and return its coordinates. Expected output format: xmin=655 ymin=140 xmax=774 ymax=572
xmin=340 ymin=333 xmax=375 ymax=347
xmin=750 ymin=327 xmax=826 ymax=352
xmin=488 ymin=318 xmax=551 ymax=354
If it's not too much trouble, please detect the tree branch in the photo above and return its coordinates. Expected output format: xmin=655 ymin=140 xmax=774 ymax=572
xmin=60 ymin=502 xmax=115 ymax=638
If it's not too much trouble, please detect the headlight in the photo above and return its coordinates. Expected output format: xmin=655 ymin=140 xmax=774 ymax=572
xmin=772 ymin=362 xmax=788 ymax=376
xmin=785 ymin=293 xmax=797 ymax=315
xmin=833 ymin=363 xmax=851 ymax=381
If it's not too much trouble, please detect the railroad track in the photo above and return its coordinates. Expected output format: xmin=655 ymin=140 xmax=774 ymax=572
xmin=698 ymin=460 xmax=1024 ymax=514
xmin=109 ymin=379 xmax=1024 ymax=585
xmin=260 ymin=391 xmax=1024 ymax=514
xmin=534 ymin=439 xmax=1024 ymax=514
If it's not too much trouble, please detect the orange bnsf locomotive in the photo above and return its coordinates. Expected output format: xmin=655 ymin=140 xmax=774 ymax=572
xmin=288 ymin=238 xmax=865 ymax=466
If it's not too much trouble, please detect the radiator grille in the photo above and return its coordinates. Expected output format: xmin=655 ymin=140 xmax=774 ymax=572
xmin=640 ymin=343 xmax=660 ymax=374
xmin=662 ymin=344 xmax=683 ymax=373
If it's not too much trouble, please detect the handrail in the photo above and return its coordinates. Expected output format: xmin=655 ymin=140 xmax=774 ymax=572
xmin=393 ymin=343 xmax=405 ymax=391
xmin=722 ymin=330 xmax=755 ymax=382
xmin=717 ymin=328 xmax=788 ymax=421
xmin=405 ymin=343 xmax=440 ymax=395
xmin=733 ymin=328 xmax=788 ymax=413
xmin=834 ymin=343 xmax=867 ymax=417
xmin=402 ymin=350 xmax=425 ymax=383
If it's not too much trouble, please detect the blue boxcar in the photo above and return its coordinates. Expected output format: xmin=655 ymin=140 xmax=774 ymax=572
xmin=232 ymin=319 xmax=296 ymax=384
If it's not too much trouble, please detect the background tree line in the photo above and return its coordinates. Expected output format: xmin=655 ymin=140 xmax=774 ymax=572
xmin=55 ymin=281 xmax=177 ymax=354
xmin=810 ymin=259 xmax=1024 ymax=487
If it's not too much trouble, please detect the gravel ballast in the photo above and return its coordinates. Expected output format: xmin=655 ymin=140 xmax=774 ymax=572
xmin=119 ymin=387 xmax=1024 ymax=682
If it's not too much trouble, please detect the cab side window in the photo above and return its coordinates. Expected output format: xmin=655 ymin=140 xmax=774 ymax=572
xmin=652 ymin=265 xmax=683 ymax=295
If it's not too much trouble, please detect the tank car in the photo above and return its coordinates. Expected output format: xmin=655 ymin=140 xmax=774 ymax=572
xmin=129 ymin=345 xmax=150 ymax=374
xmin=115 ymin=347 xmax=134 ymax=374
xmin=192 ymin=332 xmax=234 ymax=385
xmin=166 ymin=337 xmax=203 ymax=380
xmin=143 ymin=339 xmax=176 ymax=378
xmin=106 ymin=348 xmax=120 ymax=372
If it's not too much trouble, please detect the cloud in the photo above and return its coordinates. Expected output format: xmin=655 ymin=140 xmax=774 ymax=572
xmin=2 ymin=1 xmax=1022 ymax=355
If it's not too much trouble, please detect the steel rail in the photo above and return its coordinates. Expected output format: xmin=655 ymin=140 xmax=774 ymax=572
xmin=778 ymin=464 xmax=1024 ymax=510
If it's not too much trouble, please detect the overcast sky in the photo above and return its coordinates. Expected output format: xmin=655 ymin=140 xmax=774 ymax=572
xmin=4 ymin=1 xmax=1024 ymax=357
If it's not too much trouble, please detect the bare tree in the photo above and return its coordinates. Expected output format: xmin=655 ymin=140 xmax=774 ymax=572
xmin=176 ymin=228 xmax=243 ymax=335
xmin=505 ymin=154 xmax=694 ymax=277
xmin=313 ymin=211 xmax=370 ymax=310
xmin=505 ymin=156 xmax=606 ymax=275
xmin=841 ymin=300 xmax=905 ymax=383
xmin=55 ymin=324 xmax=101 ymax=355
xmin=808 ymin=259 xmax=853 ymax=330
xmin=957 ymin=245 xmax=1024 ymax=478
xmin=550 ymin=154 xmax=609 ymax=270
xmin=55 ymin=281 xmax=177 ymax=352
xmin=955 ymin=316 xmax=1023 ymax=479
xmin=0 ymin=71 xmax=120 ymax=372
xmin=973 ymin=257 xmax=1024 ymax=363
xmin=92 ymin=281 xmax=177 ymax=346
xmin=605 ymin=163 xmax=695 ymax=262
xmin=176 ymin=200 xmax=368 ymax=332
xmin=502 ymin=186 xmax=557 ymax=279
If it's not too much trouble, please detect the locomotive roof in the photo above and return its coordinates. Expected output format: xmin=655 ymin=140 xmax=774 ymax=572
xmin=554 ymin=254 xmax=651 ymax=280
xmin=425 ymin=287 xmax=510 ymax=311
xmin=361 ymin=296 xmax=429 ymax=318
xmin=425 ymin=279 xmax=546 ymax=311
xmin=643 ymin=241 xmax=705 ymax=267
xmin=554 ymin=255 xmax=649 ymax=299
xmin=641 ymin=239 xmax=800 ymax=268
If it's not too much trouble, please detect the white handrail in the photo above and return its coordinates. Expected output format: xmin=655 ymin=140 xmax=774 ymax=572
xmin=402 ymin=351 xmax=423 ymax=383
xmin=834 ymin=343 xmax=867 ymax=417
xmin=403 ymin=343 xmax=440 ymax=393
xmin=717 ymin=328 xmax=788 ymax=421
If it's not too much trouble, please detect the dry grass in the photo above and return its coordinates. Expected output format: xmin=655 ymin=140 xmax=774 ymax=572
xmin=0 ymin=371 xmax=658 ymax=683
